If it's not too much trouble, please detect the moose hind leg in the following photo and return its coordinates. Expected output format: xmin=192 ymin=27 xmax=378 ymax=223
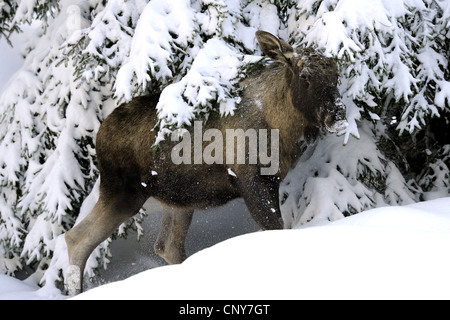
xmin=154 ymin=205 xmax=194 ymax=265
xmin=65 ymin=191 xmax=145 ymax=295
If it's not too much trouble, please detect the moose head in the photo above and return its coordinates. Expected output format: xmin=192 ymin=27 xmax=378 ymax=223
xmin=256 ymin=31 xmax=348 ymax=141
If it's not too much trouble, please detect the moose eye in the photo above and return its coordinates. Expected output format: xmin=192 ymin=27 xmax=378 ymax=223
xmin=300 ymin=74 xmax=309 ymax=86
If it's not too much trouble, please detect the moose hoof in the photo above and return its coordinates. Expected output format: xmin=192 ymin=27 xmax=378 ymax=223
xmin=154 ymin=241 xmax=186 ymax=265
xmin=154 ymin=241 xmax=165 ymax=256
xmin=67 ymin=265 xmax=82 ymax=296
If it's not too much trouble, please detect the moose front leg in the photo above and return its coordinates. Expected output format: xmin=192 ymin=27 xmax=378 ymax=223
xmin=238 ymin=174 xmax=283 ymax=230
xmin=154 ymin=204 xmax=194 ymax=264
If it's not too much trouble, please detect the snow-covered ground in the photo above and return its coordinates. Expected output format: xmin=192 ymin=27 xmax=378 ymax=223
xmin=1 ymin=197 xmax=449 ymax=300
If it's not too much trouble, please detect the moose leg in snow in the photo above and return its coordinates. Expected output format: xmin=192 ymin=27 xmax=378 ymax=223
xmin=154 ymin=205 xmax=194 ymax=264
xmin=65 ymin=188 xmax=147 ymax=295
xmin=238 ymin=174 xmax=283 ymax=230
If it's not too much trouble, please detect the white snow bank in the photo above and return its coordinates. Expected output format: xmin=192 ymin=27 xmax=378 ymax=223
xmin=0 ymin=275 xmax=65 ymax=300
xmin=1 ymin=197 xmax=449 ymax=300
xmin=73 ymin=197 xmax=450 ymax=300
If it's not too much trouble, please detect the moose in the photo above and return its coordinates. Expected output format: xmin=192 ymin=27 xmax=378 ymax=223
xmin=65 ymin=31 xmax=348 ymax=295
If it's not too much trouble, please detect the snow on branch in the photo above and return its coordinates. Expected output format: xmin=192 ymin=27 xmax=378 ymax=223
xmin=281 ymin=121 xmax=416 ymax=228
xmin=154 ymin=39 xmax=260 ymax=145
xmin=115 ymin=0 xmax=264 ymax=145
xmin=114 ymin=0 xmax=197 ymax=101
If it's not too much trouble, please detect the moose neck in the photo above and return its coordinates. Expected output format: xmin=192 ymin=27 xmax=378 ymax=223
xmin=261 ymin=66 xmax=307 ymax=177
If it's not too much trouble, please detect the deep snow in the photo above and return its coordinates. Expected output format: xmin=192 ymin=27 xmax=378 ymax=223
xmin=1 ymin=197 xmax=449 ymax=300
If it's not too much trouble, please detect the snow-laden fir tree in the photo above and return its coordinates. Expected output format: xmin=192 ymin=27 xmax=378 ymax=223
xmin=0 ymin=0 xmax=449 ymax=290
xmin=281 ymin=0 xmax=450 ymax=226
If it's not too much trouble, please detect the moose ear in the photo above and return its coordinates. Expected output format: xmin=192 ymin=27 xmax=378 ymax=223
xmin=256 ymin=31 xmax=295 ymax=64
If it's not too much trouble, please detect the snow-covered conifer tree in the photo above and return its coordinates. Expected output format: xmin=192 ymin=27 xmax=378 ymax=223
xmin=0 ymin=0 xmax=449 ymax=290
xmin=281 ymin=0 xmax=450 ymax=226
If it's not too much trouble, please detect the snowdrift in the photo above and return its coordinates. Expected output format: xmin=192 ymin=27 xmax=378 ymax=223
xmin=1 ymin=197 xmax=449 ymax=300
xmin=73 ymin=197 xmax=450 ymax=300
